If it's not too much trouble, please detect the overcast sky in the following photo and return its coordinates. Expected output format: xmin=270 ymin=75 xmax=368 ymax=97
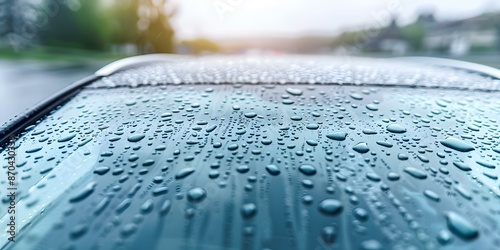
xmin=169 ymin=0 xmax=500 ymax=40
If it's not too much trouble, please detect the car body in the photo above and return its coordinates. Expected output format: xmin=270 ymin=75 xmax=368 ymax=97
xmin=1 ymin=55 xmax=499 ymax=250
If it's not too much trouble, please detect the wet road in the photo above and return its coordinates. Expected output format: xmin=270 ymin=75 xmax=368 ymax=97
xmin=0 ymin=59 xmax=109 ymax=125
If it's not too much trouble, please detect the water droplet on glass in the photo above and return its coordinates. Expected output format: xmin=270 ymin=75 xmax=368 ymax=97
xmin=326 ymin=132 xmax=347 ymax=141
xmin=386 ymin=124 xmax=407 ymax=133
xmin=175 ymin=168 xmax=195 ymax=179
xmin=265 ymin=164 xmax=281 ymax=176
xmin=440 ymin=137 xmax=475 ymax=152
xmin=187 ymin=188 xmax=207 ymax=202
xmin=299 ymin=164 xmax=317 ymax=176
xmin=353 ymin=142 xmax=370 ymax=154
xmin=424 ymin=190 xmax=440 ymax=202
xmin=93 ymin=166 xmax=110 ymax=175
xmin=244 ymin=112 xmax=257 ymax=118
xmin=404 ymin=167 xmax=427 ymax=179
xmin=318 ymin=199 xmax=343 ymax=216
xmin=241 ymin=203 xmax=257 ymax=219
xmin=69 ymin=182 xmax=96 ymax=203
xmin=286 ymin=88 xmax=303 ymax=96
xmin=445 ymin=211 xmax=479 ymax=240
xmin=128 ymin=134 xmax=146 ymax=142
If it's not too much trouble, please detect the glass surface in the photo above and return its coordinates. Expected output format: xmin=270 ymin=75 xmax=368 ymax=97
xmin=1 ymin=58 xmax=499 ymax=249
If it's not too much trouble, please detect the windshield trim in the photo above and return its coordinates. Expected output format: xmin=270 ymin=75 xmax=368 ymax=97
xmin=0 ymin=75 xmax=99 ymax=146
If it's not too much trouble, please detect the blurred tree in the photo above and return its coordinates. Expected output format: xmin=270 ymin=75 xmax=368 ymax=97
xmin=39 ymin=0 xmax=109 ymax=50
xmin=107 ymin=0 xmax=140 ymax=45
xmin=107 ymin=0 xmax=177 ymax=54
xmin=3 ymin=0 xmax=177 ymax=54
xmin=402 ymin=22 xmax=425 ymax=51
xmin=137 ymin=0 xmax=176 ymax=53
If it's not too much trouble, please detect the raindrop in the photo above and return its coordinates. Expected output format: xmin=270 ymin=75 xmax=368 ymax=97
xmin=397 ymin=154 xmax=409 ymax=160
xmin=445 ymin=211 xmax=479 ymax=240
xmin=93 ymin=166 xmax=110 ymax=175
xmin=261 ymin=139 xmax=272 ymax=145
xmin=241 ymin=203 xmax=257 ymax=219
xmin=128 ymin=134 xmax=146 ymax=142
xmin=437 ymin=229 xmax=453 ymax=245
xmin=306 ymin=124 xmax=319 ymax=130
xmin=476 ymin=160 xmax=495 ymax=169
xmin=366 ymin=104 xmax=379 ymax=111
xmin=376 ymin=141 xmax=393 ymax=148
xmin=94 ymin=197 xmax=110 ymax=216
xmin=492 ymin=147 xmax=500 ymax=154
xmin=404 ymin=167 xmax=427 ymax=179
xmin=387 ymin=172 xmax=400 ymax=181
xmin=286 ymin=88 xmax=303 ymax=96
xmin=299 ymin=164 xmax=317 ymax=176
xmin=175 ymin=168 xmax=195 ymax=179
xmin=360 ymin=240 xmax=382 ymax=250
xmin=244 ymin=112 xmax=257 ymax=118
xmin=58 ymin=133 xmax=77 ymax=142
xmin=69 ymin=224 xmax=88 ymax=239
xmin=206 ymin=124 xmax=217 ymax=132
xmin=349 ymin=93 xmax=363 ymax=100
xmin=362 ymin=129 xmax=377 ymax=135
xmin=365 ymin=172 xmax=380 ymax=182
xmin=386 ymin=124 xmax=406 ymax=133
xmin=326 ymin=132 xmax=347 ymax=141
xmin=160 ymin=200 xmax=172 ymax=216
xmin=236 ymin=165 xmax=250 ymax=174
xmin=454 ymin=185 xmax=472 ymax=200
xmin=453 ymin=161 xmax=472 ymax=171
xmin=187 ymin=188 xmax=207 ymax=202
xmin=440 ymin=137 xmax=475 ymax=152
xmin=120 ymin=223 xmax=138 ymax=238
xmin=353 ymin=142 xmax=369 ymax=154
xmin=321 ymin=226 xmax=337 ymax=244
xmin=353 ymin=207 xmax=369 ymax=221
xmin=152 ymin=187 xmax=169 ymax=196
xmin=69 ymin=182 xmax=96 ymax=203
xmin=318 ymin=199 xmax=343 ymax=216
xmin=116 ymin=198 xmax=132 ymax=214
xmin=424 ymin=190 xmax=440 ymax=202
xmin=265 ymin=165 xmax=281 ymax=176
xmin=26 ymin=147 xmax=43 ymax=153
xmin=140 ymin=199 xmax=154 ymax=214
xmin=306 ymin=140 xmax=318 ymax=146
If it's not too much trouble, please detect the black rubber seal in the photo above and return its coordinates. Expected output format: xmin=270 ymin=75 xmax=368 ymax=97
xmin=0 ymin=74 xmax=100 ymax=146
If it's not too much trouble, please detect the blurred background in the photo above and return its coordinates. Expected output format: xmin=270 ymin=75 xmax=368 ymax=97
xmin=1 ymin=0 xmax=500 ymax=123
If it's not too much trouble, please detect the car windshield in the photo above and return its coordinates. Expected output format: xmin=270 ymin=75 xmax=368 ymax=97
xmin=1 ymin=56 xmax=500 ymax=249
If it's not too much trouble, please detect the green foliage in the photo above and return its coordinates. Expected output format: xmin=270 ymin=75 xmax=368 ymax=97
xmin=37 ymin=0 xmax=177 ymax=53
xmin=401 ymin=22 xmax=425 ymax=51
xmin=39 ymin=0 xmax=109 ymax=50
xmin=136 ymin=0 xmax=176 ymax=53
xmin=106 ymin=0 xmax=140 ymax=45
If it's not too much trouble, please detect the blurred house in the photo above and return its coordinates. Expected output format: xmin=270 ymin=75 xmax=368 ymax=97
xmin=424 ymin=12 xmax=500 ymax=55
xmin=366 ymin=19 xmax=409 ymax=55
xmin=344 ymin=11 xmax=500 ymax=56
